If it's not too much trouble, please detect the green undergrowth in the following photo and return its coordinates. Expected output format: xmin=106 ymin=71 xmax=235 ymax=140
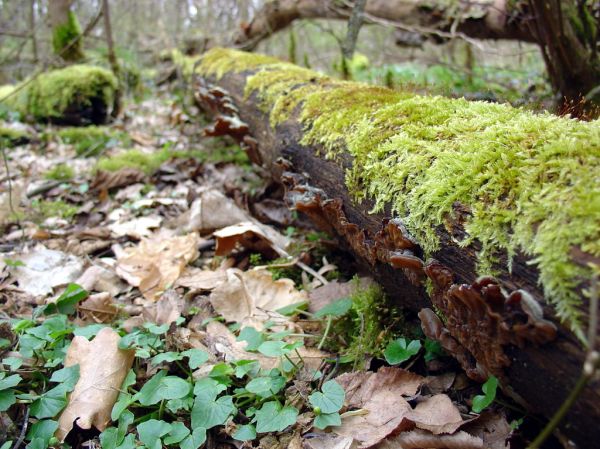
xmin=44 ymin=163 xmax=75 ymax=182
xmin=0 ymin=65 xmax=117 ymax=123
xmin=96 ymin=148 xmax=171 ymax=174
xmin=0 ymin=126 xmax=28 ymax=147
xmin=52 ymin=126 xmax=130 ymax=156
xmin=198 ymin=48 xmax=600 ymax=339
xmin=31 ymin=199 xmax=79 ymax=221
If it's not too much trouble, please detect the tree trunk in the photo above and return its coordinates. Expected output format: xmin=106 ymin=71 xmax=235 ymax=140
xmin=48 ymin=0 xmax=85 ymax=62
xmin=192 ymin=48 xmax=600 ymax=448
xmin=101 ymin=0 xmax=121 ymax=117
xmin=233 ymin=0 xmax=600 ymax=117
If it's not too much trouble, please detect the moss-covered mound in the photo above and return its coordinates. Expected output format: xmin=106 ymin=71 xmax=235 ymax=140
xmin=198 ymin=48 xmax=600 ymax=339
xmin=0 ymin=126 xmax=29 ymax=147
xmin=0 ymin=65 xmax=117 ymax=125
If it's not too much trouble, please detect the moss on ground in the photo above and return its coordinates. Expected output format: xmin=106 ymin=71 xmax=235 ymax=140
xmin=0 ymin=65 xmax=117 ymax=124
xmin=53 ymin=126 xmax=130 ymax=156
xmin=198 ymin=48 xmax=600 ymax=339
xmin=44 ymin=163 xmax=75 ymax=181
xmin=95 ymin=148 xmax=170 ymax=175
xmin=31 ymin=199 xmax=79 ymax=221
xmin=0 ymin=126 xmax=28 ymax=147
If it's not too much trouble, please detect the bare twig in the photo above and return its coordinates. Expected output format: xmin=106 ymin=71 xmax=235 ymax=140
xmin=11 ymin=407 xmax=30 ymax=449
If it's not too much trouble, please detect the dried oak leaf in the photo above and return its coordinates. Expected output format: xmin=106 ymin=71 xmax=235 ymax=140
xmin=304 ymin=433 xmax=357 ymax=449
xmin=334 ymin=367 xmax=424 ymax=448
xmin=175 ymin=267 xmax=228 ymax=291
xmin=56 ymin=327 xmax=135 ymax=441
xmin=75 ymin=265 xmax=127 ymax=296
xmin=78 ymin=292 xmax=118 ymax=323
xmin=185 ymin=188 xmax=250 ymax=232
xmin=114 ymin=232 xmax=200 ymax=300
xmin=377 ymin=429 xmax=483 ymax=449
xmin=407 ymin=394 xmax=465 ymax=435
xmin=209 ymin=268 xmax=307 ymax=329
xmin=91 ymin=168 xmax=146 ymax=192
xmin=213 ymin=221 xmax=289 ymax=258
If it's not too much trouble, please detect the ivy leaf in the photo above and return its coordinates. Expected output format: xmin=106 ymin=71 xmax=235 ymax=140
xmin=181 ymin=348 xmax=209 ymax=369
xmin=257 ymin=340 xmax=287 ymax=357
xmin=44 ymin=283 xmax=88 ymax=315
xmin=255 ymin=401 xmax=298 ymax=433
xmin=472 ymin=376 xmax=499 ymax=413
xmin=0 ymin=442 xmax=11 ymax=449
xmin=384 ymin=338 xmax=421 ymax=365
xmin=209 ymin=362 xmax=234 ymax=380
xmin=424 ymin=338 xmax=444 ymax=362
xmin=180 ymin=428 xmax=207 ymax=449
xmin=150 ymin=351 xmax=183 ymax=365
xmin=314 ymin=412 xmax=342 ymax=429
xmin=314 ymin=297 xmax=352 ymax=318
xmin=49 ymin=364 xmax=80 ymax=391
xmin=0 ymin=373 xmax=22 ymax=390
xmin=136 ymin=419 xmax=171 ymax=449
xmin=237 ymin=327 xmax=265 ymax=351
xmin=245 ymin=376 xmax=286 ymax=398
xmin=234 ymin=360 xmax=260 ymax=378
xmin=233 ymin=424 xmax=256 ymax=441
xmin=73 ymin=324 xmax=108 ymax=339
xmin=30 ymin=384 xmax=69 ymax=419
xmin=163 ymin=421 xmax=190 ymax=445
xmin=135 ymin=370 xmax=191 ymax=406
xmin=27 ymin=420 xmax=59 ymax=447
xmin=99 ymin=427 xmax=119 ymax=449
xmin=193 ymin=377 xmax=227 ymax=402
xmin=308 ymin=380 xmax=345 ymax=414
xmin=191 ymin=395 xmax=236 ymax=429
xmin=0 ymin=390 xmax=16 ymax=412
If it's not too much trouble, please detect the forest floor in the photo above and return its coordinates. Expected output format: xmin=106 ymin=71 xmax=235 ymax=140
xmin=0 ymin=88 xmax=532 ymax=449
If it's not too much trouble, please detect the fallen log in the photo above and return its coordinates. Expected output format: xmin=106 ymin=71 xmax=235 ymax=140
xmin=0 ymin=64 xmax=118 ymax=125
xmin=192 ymin=48 xmax=600 ymax=446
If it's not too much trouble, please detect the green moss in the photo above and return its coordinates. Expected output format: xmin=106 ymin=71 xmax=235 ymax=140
xmin=0 ymin=126 xmax=28 ymax=147
xmin=52 ymin=11 xmax=84 ymax=61
xmin=54 ymin=126 xmax=129 ymax=156
xmin=32 ymin=199 xmax=79 ymax=220
xmin=95 ymin=148 xmax=171 ymax=175
xmin=0 ymin=65 xmax=117 ymax=124
xmin=170 ymin=49 xmax=202 ymax=80
xmin=199 ymin=48 xmax=600 ymax=339
xmin=44 ymin=163 xmax=75 ymax=181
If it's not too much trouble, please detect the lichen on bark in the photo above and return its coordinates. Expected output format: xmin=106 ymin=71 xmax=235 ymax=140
xmin=197 ymin=48 xmax=600 ymax=340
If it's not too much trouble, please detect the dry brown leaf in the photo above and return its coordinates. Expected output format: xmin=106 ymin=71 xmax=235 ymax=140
xmin=213 ymin=222 xmax=281 ymax=257
xmin=185 ymin=188 xmax=250 ymax=232
xmin=461 ymin=411 xmax=511 ymax=449
xmin=56 ymin=327 xmax=135 ymax=441
xmin=423 ymin=373 xmax=456 ymax=395
xmin=114 ymin=232 xmax=200 ymax=300
xmin=75 ymin=265 xmax=127 ymax=296
xmin=78 ymin=292 xmax=118 ymax=323
xmin=91 ymin=168 xmax=145 ymax=192
xmin=378 ymin=429 xmax=483 ymax=449
xmin=175 ymin=267 xmax=228 ymax=291
xmin=121 ymin=290 xmax=185 ymax=331
xmin=209 ymin=268 xmax=307 ymax=329
xmin=308 ymin=278 xmax=374 ymax=314
xmin=408 ymin=394 xmax=464 ymax=435
xmin=109 ymin=215 xmax=163 ymax=239
xmin=334 ymin=367 xmax=425 ymax=448
xmin=11 ymin=245 xmax=84 ymax=296
xmin=304 ymin=433 xmax=358 ymax=449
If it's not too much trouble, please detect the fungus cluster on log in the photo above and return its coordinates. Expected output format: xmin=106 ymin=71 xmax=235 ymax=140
xmin=191 ymin=48 xmax=600 ymax=447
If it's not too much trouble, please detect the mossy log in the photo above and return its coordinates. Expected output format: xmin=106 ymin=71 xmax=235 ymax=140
xmin=193 ymin=48 xmax=600 ymax=445
xmin=0 ymin=65 xmax=117 ymax=125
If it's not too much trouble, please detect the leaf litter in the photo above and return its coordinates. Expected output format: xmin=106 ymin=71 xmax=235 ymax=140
xmin=0 ymin=88 xmax=517 ymax=449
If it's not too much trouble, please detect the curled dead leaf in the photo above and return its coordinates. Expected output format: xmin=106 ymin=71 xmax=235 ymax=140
xmin=408 ymin=394 xmax=465 ymax=435
xmin=78 ymin=292 xmax=118 ymax=323
xmin=56 ymin=327 xmax=135 ymax=441
xmin=213 ymin=221 xmax=289 ymax=258
xmin=378 ymin=429 xmax=483 ymax=449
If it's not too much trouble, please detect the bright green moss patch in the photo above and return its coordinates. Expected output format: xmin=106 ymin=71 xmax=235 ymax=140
xmin=95 ymin=148 xmax=171 ymax=175
xmin=44 ymin=163 xmax=75 ymax=181
xmin=199 ymin=48 xmax=600 ymax=339
xmin=54 ymin=126 xmax=129 ymax=156
xmin=52 ymin=11 xmax=84 ymax=61
xmin=31 ymin=199 xmax=79 ymax=221
xmin=0 ymin=126 xmax=28 ymax=147
xmin=0 ymin=65 xmax=117 ymax=124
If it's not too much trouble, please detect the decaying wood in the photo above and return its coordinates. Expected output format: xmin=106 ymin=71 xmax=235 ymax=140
xmin=193 ymin=61 xmax=600 ymax=446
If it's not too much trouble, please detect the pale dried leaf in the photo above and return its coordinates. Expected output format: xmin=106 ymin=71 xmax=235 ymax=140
xmin=75 ymin=265 xmax=127 ymax=296
xmin=109 ymin=215 xmax=163 ymax=239
xmin=308 ymin=278 xmax=374 ymax=313
xmin=334 ymin=367 xmax=424 ymax=448
xmin=462 ymin=411 xmax=511 ymax=449
xmin=408 ymin=394 xmax=464 ymax=435
xmin=91 ymin=168 xmax=145 ymax=191
xmin=424 ymin=373 xmax=456 ymax=395
xmin=175 ymin=267 xmax=228 ymax=291
xmin=185 ymin=188 xmax=250 ymax=232
xmin=115 ymin=232 xmax=200 ymax=300
xmin=209 ymin=268 xmax=307 ymax=329
xmin=11 ymin=245 xmax=84 ymax=296
xmin=304 ymin=433 xmax=358 ymax=449
xmin=57 ymin=327 xmax=135 ymax=441
xmin=213 ymin=221 xmax=282 ymax=257
xmin=378 ymin=429 xmax=483 ymax=449
xmin=78 ymin=292 xmax=118 ymax=323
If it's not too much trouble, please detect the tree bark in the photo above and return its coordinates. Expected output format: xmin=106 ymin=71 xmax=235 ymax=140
xmin=233 ymin=0 xmax=600 ymax=117
xmin=101 ymin=0 xmax=121 ymax=117
xmin=192 ymin=52 xmax=600 ymax=448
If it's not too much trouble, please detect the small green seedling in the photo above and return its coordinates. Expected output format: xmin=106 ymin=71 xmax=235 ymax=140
xmin=384 ymin=338 xmax=421 ymax=365
xmin=472 ymin=375 xmax=499 ymax=413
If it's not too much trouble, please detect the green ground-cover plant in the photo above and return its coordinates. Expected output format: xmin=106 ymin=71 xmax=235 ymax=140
xmin=44 ymin=164 xmax=75 ymax=182
xmin=51 ymin=126 xmax=130 ymax=157
xmin=30 ymin=199 xmax=79 ymax=221
xmin=0 ymin=126 xmax=28 ymax=147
